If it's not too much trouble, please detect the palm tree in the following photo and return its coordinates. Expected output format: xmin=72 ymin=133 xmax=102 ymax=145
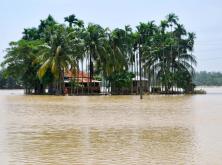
xmin=84 ymin=24 xmax=107 ymax=82
xmin=38 ymin=15 xmax=57 ymax=41
xmin=141 ymin=15 xmax=196 ymax=93
xmin=124 ymin=25 xmax=135 ymax=69
xmin=166 ymin=13 xmax=179 ymax=27
xmin=138 ymin=21 xmax=158 ymax=92
xmin=106 ymin=28 xmax=131 ymax=93
xmin=64 ymin=14 xmax=78 ymax=27
xmin=22 ymin=28 xmax=39 ymax=41
xmin=136 ymin=21 xmax=160 ymax=93
xmin=66 ymin=18 xmax=86 ymax=95
xmin=123 ymin=25 xmax=135 ymax=93
xmin=110 ymin=28 xmax=129 ymax=71
xmin=2 ymin=13 xmax=198 ymax=95
xmin=37 ymin=24 xmax=78 ymax=95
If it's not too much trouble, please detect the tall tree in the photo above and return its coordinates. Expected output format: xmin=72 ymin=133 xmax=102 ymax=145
xmin=84 ymin=23 xmax=107 ymax=82
xmin=37 ymin=24 xmax=78 ymax=94
xmin=2 ymin=40 xmax=44 ymax=93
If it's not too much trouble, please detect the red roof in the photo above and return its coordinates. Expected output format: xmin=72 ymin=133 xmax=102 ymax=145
xmin=65 ymin=70 xmax=90 ymax=78
xmin=64 ymin=70 xmax=100 ymax=83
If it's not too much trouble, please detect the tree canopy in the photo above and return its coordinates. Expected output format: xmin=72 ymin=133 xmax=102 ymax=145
xmin=1 ymin=13 xmax=197 ymax=94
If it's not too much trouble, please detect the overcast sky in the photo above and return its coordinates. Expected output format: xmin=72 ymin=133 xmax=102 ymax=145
xmin=1 ymin=0 xmax=222 ymax=71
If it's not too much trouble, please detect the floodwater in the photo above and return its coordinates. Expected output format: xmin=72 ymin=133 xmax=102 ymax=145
xmin=0 ymin=88 xmax=222 ymax=165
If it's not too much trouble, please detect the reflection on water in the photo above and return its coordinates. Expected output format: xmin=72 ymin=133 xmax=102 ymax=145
xmin=1 ymin=89 xmax=222 ymax=164
xmin=7 ymin=127 xmax=193 ymax=165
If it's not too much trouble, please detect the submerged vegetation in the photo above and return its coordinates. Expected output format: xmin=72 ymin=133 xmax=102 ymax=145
xmin=1 ymin=13 xmax=197 ymax=95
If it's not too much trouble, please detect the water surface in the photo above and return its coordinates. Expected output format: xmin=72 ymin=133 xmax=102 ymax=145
xmin=0 ymin=88 xmax=222 ymax=164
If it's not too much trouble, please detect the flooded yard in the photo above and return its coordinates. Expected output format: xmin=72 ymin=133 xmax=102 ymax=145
xmin=0 ymin=88 xmax=222 ymax=164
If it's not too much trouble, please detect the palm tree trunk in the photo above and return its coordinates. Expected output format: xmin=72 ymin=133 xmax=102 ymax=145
xmin=81 ymin=58 xmax=84 ymax=95
xmin=87 ymin=54 xmax=90 ymax=95
xmin=77 ymin=60 xmax=79 ymax=95
xmin=89 ymin=53 xmax=92 ymax=83
xmin=136 ymin=52 xmax=139 ymax=94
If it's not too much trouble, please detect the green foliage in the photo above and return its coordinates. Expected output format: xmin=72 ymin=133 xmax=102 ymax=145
xmin=1 ymin=13 xmax=197 ymax=94
xmin=0 ymin=71 xmax=6 ymax=88
xmin=2 ymin=40 xmax=44 ymax=90
xmin=93 ymin=75 xmax=102 ymax=81
xmin=0 ymin=70 xmax=21 ymax=89
xmin=175 ymin=70 xmax=195 ymax=92
xmin=108 ymin=71 xmax=135 ymax=88
xmin=140 ymin=14 xmax=196 ymax=92
xmin=37 ymin=24 xmax=77 ymax=80
xmin=70 ymin=79 xmax=84 ymax=88
xmin=194 ymin=71 xmax=222 ymax=86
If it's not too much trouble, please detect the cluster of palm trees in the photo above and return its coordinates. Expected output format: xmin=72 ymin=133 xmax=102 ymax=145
xmin=2 ymin=13 xmax=196 ymax=95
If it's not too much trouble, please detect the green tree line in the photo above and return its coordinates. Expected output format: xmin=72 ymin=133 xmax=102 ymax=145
xmin=1 ymin=13 xmax=196 ymax=94
xmin=194 ymin=71 xmax=222 ymax=86
xmin=0 ymin=70 xmax=21 ymax=89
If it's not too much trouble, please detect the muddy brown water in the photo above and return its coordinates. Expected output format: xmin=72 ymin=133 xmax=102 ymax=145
xmin=0 ymin=88 xmax=222 ymax=164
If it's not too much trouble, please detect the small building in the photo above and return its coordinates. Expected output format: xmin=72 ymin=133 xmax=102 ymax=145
xmin=64 ymin=70 xmax=101 ymax=95
xmin=132 ymin=75 xmax=150 ymax=93
xmin=111 ymin=75 xmax=150 ymax=95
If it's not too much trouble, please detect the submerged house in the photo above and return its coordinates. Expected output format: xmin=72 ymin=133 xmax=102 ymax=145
xmin=64 ymin=70 xmax=150 ymax=95
xmin=110 ymin=75 xmax=150 ymax=95
xmin=132 ymin=75 xmax=150 ymax=93
xmin=64 ymin=70 xmax=101 ymax=95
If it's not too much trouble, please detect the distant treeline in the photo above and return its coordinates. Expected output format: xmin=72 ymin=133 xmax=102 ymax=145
xmin=194 ymin=71 xmax=222 ymax=86
xmin=0 ymin=70 xmax=21 ymax=89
